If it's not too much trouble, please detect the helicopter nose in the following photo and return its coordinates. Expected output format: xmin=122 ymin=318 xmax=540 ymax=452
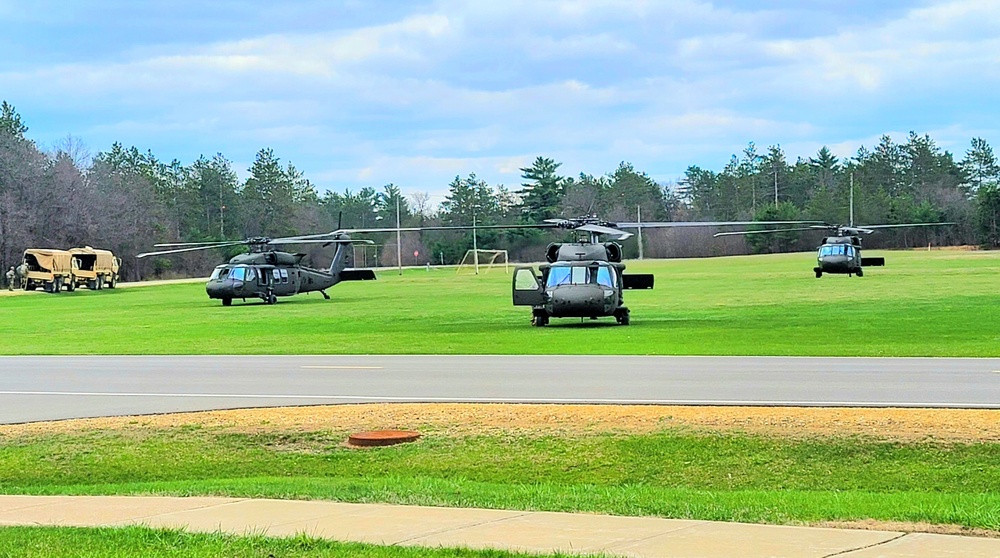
xmin=821 ymin=256 xmax=850 ymax=272
xmin=206 ymin=279 xmax=234 ymax=299
xmin=549 ymin=285 xmax=606 ymax=316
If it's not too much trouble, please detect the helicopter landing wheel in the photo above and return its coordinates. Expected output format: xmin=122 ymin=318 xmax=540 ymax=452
xmin=531 ymin=310 xmax=548 ymax=327
xmin=222 ymin=298 xmax=232 ymax=307
xmin=815 ymin=270 xmax=822 ymax=278
xmin=856 ymin=268 xmax=863 ymax=277
xmin=267 ymin=293 xmax=277 ymax=305
xmin=615 ymin=308 xmax=630 ymax=326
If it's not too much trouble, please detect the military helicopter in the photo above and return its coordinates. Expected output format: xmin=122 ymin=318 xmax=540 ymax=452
xmin=714 ymin=221 xmax=953 ymax=277
xmin=137 ymin=232 xmax=375 ymax=305
xmin=504 ymin=216 xmax=822 ymax=326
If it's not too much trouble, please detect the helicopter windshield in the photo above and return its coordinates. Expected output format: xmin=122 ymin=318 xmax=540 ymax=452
xmin=594 ymin=266 xmax=615 ymax=288
xmin=228 ymin=266 xmax=256 ymax=282
xmin=209 ymin=266 xmax=228 ymax=281
xmin=819 ymin=245 xmax=847 ymax=257
xmin=545 ymin=264 xmax=616 ymax=288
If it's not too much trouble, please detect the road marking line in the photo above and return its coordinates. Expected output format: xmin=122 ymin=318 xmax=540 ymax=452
xmin=300 ymin=366 xmax=383 ymax=370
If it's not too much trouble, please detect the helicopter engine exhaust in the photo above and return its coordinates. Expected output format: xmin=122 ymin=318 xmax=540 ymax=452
xmin=604 ymin=243 xmax=622 ymax=262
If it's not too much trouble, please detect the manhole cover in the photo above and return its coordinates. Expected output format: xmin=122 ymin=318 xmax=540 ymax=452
xmin=348 ymin=430 xmax=421 ymax=447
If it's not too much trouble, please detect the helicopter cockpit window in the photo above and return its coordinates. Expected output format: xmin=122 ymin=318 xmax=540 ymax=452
xmin=820 ymin=245 xmax=847 ymax=257
xmin=228 ymin=266 xmax=255 ymax=282
xmin=594 ymin=265 xmax=615 ymax=288
xmin=210 ymin=266 xmax=228 ymax=281
xmin=546 ymin=267 xmax=572 ymax=287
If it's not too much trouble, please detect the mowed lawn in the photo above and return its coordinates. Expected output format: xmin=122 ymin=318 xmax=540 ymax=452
xmin=2 ymin=248 xmax=998 ymax=356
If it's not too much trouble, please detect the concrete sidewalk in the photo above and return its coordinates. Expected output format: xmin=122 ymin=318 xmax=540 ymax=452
xmin=0 ymin=496 xmax=996 ymax=557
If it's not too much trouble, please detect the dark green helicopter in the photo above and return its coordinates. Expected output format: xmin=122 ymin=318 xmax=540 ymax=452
xmin=137 ymin=233 xmax=375 ymax=305
xmin=714 ymin=221 xmax=953 ymax=277
xmin=504 ymin=216 xmax=821 ymax=326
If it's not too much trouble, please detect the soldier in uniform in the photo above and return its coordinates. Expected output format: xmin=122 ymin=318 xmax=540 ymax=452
xmin=5 ymin=267 xmax=13 ymax=290
xmin=15 ymin=263 xmax=27 ymax=289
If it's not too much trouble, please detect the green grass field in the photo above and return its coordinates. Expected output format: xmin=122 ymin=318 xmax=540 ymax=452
xmin=2 ymin=249 xmax=998 ymax=356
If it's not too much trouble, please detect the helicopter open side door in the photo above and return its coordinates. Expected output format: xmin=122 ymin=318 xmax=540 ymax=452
xmin=512 ymin=266 xmax=544 ymax=306
xmin=622 ymin=274 xmax=654 ymax=289
xmin=860 ymin=257 xmax=885 ymax=267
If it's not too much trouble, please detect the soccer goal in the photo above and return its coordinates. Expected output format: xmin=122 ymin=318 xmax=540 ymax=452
xmin=456 ymin=249 xmax=509 ymax=274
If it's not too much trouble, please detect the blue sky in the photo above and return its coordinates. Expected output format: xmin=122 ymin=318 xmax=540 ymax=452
xmin=2 ymin=1 xmax=997 ymax=206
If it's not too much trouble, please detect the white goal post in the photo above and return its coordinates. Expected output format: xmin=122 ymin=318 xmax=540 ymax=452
xmin=456 ymin=249 xmax=509 ymax=274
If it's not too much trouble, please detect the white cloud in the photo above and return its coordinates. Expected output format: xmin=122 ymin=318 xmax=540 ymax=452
xmin=4 ymin=0 xmax=999 ymax=204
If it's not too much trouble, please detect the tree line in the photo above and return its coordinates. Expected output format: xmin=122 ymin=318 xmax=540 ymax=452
xmin=2 ymin=100 xmax=998 ymax=279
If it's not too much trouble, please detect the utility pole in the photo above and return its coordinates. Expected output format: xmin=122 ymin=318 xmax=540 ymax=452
xmin=636 ymin=205 xmax=644 ymax=260
xmin=774 ymin=167 xmax=779 ymax=206
xmin=396 ymin=196 xmax=403 ymax=275
xmin=472 ymin=212 xmax=479 ymax=275
xmin=850 ymin=173 xmax=854 ymax=227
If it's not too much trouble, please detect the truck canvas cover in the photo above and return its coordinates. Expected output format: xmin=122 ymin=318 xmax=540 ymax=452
xmin=70 ymin=247 xmax=119 ymax=272
xmin=24 ymin=249 xmax=73 ymax=273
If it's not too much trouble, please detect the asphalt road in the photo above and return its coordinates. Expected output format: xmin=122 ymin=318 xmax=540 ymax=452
xmin=1 ymin=355 xmax=998 ymax=423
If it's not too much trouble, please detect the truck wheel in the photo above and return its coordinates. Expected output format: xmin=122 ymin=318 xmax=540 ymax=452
xmin=108 ymin=276 xmax=116 ymax=289
xmin=96 ymin=276 xmax=104 ymax=290
xmin=66 ymin=280 xmax=75 ymax=292
xmin=87 ymin=280 xmax=96 ymax=290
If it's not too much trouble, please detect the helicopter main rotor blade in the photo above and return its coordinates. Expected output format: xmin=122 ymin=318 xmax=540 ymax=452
xmin=137 ymin=241 xmax=247 ymax=258
xmin=714 ymin=226 xmax=821 ymax=238
xmin=851 ymin=222 xmax=956 ymax=231
xmin=152 ymin=240 xmax=246 ymax=248
xmin=268 ymin=238 xmax=374 ymax=246
xmin=576 ymin=223 xmax=632 ymax=240
xmin=616 ymin=220 xmax=824 ymax=229
xmin=290 ymin=223 xmax=557 ymax=241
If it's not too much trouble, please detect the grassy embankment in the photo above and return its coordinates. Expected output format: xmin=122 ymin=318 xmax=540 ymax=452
xmin=1 ymin=249 xmax=998 ymax=356
xmin=0 ymin=423 xmax=997 ymax=532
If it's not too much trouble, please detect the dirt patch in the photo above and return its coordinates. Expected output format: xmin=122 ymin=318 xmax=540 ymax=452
xmin=1 ymin=403 xmax=997 ymax=443
xmin=814 ymin=520 xmax=999 ymax=539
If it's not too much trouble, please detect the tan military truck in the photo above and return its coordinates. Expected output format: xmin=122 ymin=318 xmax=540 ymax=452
xmin=21 ymin=249 xmax=77 ymax=293
xmin=69 ymin=246 xmax=121 ymax=289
